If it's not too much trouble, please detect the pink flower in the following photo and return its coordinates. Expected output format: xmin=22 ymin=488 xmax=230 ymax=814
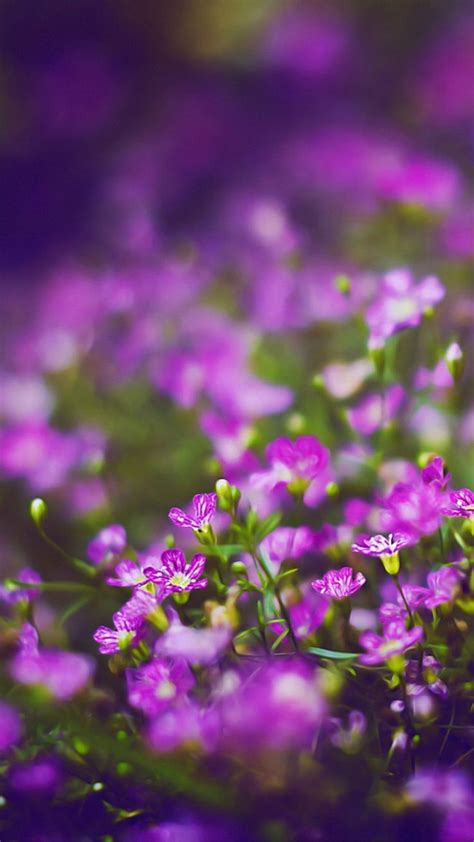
xmin=143 ymin=549 xmax=208 ymax=595
xmin=154 ymin=610 xmax=230 ymax=665
xmin=105 ymin=557 xmax=160 ymax=588
xmin=359 ymin=621 xmax=424 ymax=665
xmin=0 ymin=702 xmax=21 ymax=753
xmin=93 ymin=610 xmax=143 ymax=654
xmin=421 ymin=456 xmax=451 ymax=490
xmin=250 ymin=435 xmax=329 ymax=501
xmin=347 ymin=385 xmax=405 ymax=436
xmin=126 ymin=657 xmax=194 ymax=717
xmin=87 ymin=523 xmax=127 ymax=566
xmin=367 ymin=268 xmax=445 ymax=348
xmin=421 ymin=567 xmax=463 ymax=610
xmin=169 ymin=492 xmax=217 ymax=530
xmin=352 ymin=532 xmax=411 ymax=557
xmin=311 ymin=567 xmax=366 ymax=600
xmin=260 ymin=526 xmax=315 ymax=565
xmin=10 ymin=623 xmax=94 ymax=700
xmin=443 ymin=488 xmax=474 ymax=518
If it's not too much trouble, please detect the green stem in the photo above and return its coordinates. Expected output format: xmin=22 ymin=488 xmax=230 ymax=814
xmin=254 ymin=551 xmax=299 ymax=653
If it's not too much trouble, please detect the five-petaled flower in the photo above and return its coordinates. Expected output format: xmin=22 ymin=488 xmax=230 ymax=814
xmin=142 ymin=549 xmax=208 ymax=595
xmin=169 ymin=492 xmax=217 ymax=531
xmin=352 ymin=533 xmax=411 ymax=557
xmin=311 ymin=567 xmax=366 ymax=600
xmin=93 ymin=610 xmax=143 ymax=654
xmin=250 ymin=435 xmax=329 ymax=499
xmin=443 ymin=488 xmax=474 ymax=518
xmin=359 ymin=621 xmax=424 ymax=665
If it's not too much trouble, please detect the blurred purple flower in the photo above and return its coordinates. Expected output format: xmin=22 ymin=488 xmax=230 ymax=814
xmin=0 ymin=702 xmax=21 ymax=753
xmin=87 ymin=523 xmax=127 ymax=566
xmin=11 ymin=624 xmax=94 ymax=700
xmin=367 ymin=269 xmax=445 ymax=349
xmin=347 ymin=385 xmax=405 ymax=435
xmin=359 ymin=621 xmax=423 ymax=665
xmin=154 ymin=611 xmax=230 ymax=666
xmin=406 ymin=654 xmax=448 ymax=699
xmin=260 ymin=526 xmax=315 ymax=566
xmin=250 ymin=435 xmax=329 ymax=502
xmin=127 ymin=656 xmax=194 ymax=717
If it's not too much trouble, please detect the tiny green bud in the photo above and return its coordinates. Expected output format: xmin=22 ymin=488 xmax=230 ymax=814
xmin=412 ymin=734 xmax=421 ymax=746
xmin=30 ymin=497 xmax=47 ymax=526
xmin=325 ymin=482 xmax=339 ymax=498
xmin=164 ymin=534 xmax=175 ymax=549
xmin=231 ymin=561 xmax=248 ymax=577
xmin=286 ymin=412 xmax=305 ymax=434
xmin=334 ymin=273 xmax=351 ymax=295
xmin=92 ymin=782 xmax=104 ymax=792
xmin=445 ymin=342 xmax=464 ymax=383
xmin=387 ymin=654 xmax=405 ymax=674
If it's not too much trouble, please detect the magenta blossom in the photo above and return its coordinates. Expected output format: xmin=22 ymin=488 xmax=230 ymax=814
xmin=380 ymin=475 xmax=446 ymax=538
xmin=352 ymin=532 xmax=412 ymax=557
xmin=11 ymin=623 xmax=94 ymax=700
xmin=143 ymin=549 xmax=208 ymax=595
xmin=271 ymin=584 xmax=329 ymax=642
xmin=154 ymin=610 xmax=230 ymax=665
xmin=0 ymin=702 xmax=21 ymax=753
xmin=443 ymin=488 xmax=474 ymax=518
xmin=260 ymin=526 xmax=315 ymax=566
xmin=87 ymin=523 xmax=127 ymax=565
xmin=406 ymin=654 xmax=448 ymax=699
xmin=312 ymin=567 xmax=366 ymax=600
xmin=169 ymin=492 xmax=217 ymax=530
xmin=93 ymin=610 xmax=143 ymax=654
xmin=366 ymin=268 xmax=445 ymax=349
xmin=126 ymin=656 xmax=194 ymax=717
xmin=420 ymin=567 xmax=463 ymax=610
xmin=250 ymin=435 xmax=329 ymax=500
xmin=105 ymin=557 xmax=160 ymax=588
xmin=347 ymin=385 xmax=405 ymax=436
xmin=421 ymin=456 xmax=451 ymax=490
xmin=0 ymin=568 xmax=42 ymax=604
xmin=359 ymin=621 xmax=424 ymax=665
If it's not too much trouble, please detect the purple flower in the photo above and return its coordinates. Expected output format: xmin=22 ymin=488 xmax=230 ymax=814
xmin=421 ymin=455 xmax=451 ymax=490
xmin=359 ymin=621 xmax=424 ymax=665
xmin=105 ymin=557 xmax=159 ymax=588
xmin=93 ymin=610 xmax=143 ymax=654
xmin=381 ymin=476 xmax=446 ymax=538
xmin=366 ymin=268 xmax=445 ymax=348
xmin=379 ymin=583 xmax=427 ymax=625
xmin=10 ymin=629 xmax=94 ymax=700
xmin=311 ymin=567 xmax=366 ymax=600
xmin=0 ymin=702 xmax=21 ymax=753
xmin=169 ymin=492 xmax=217 ymax=530
xmin=0 ymin=568 xmax=42 ymax=604
xmin=87 ymin=523 xmax=127 ymax=565
xmin=154 ymin=611 xmax=230 ymax=666
xmin=329 ymin=710 xmax=367 ymax=751
xmin=147 ymin=699 xmax=219 ymax=754
xmin=406 ymin=654 xmax=448 ymax=699
xmin=9 ymin=756 xmax=62 ymax=794
xmin=127 ymin=656 xmax=194 ymax=717
xmin=347 ymin=385 xmax=405 ymax=435
xmin=443 ymin=488 xmax=474 ymax=518
xmin=143 ymin=549 xmax=208 ymax=595
xmin=220 ymin=659 xmax=326 ymax=751
xmin=250 ymin=435 xmax=329 ymax=501
xmin=421 ymin=567 xmax=463 ymax=610
xmin=352 ymin=532 xmax=411 ymax=557
xmin=260 ymin=526 xmax=315 ymax=565
xmin=270 ymin=585 xmax=329 ymax=641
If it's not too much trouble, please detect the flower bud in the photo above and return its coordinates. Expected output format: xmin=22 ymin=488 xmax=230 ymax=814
xmin=30 ymin=498 xmax=47 ymax=527
xmin=334 ymin=274 xmax=351 ymax=296
xmin=445 ymin=342 xmax=464 ymax=383
xmin=230 ymin=561 xmax=248 ymax=577
xmin=215 ymin=478 xmax=240 ymax=513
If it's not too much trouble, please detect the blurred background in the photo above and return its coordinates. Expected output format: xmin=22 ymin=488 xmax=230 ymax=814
xmin=0 ymin=0 xmax=473 ymax=642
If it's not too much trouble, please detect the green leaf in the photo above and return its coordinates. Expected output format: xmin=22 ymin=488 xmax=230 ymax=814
xmin=276 ymin=567 xmax=298 ymax=582
xmin=271 ymin=628 xmax=290 ymax=652
xmin=233 ymin=627 xmax=259 ymax=643
xmin=306 ymin=646 xmax=359 ymax=660
xmin=255 ymin=511 xmax=282 ymax=541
